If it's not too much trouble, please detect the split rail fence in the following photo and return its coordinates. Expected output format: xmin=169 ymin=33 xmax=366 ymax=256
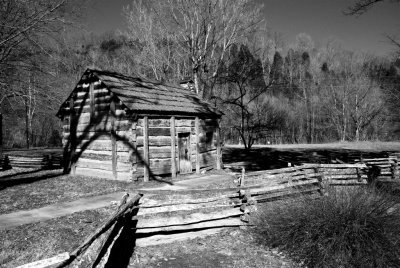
xmin=0 ymin=154 xmax=63 ymax=170
xmin=17 ymin=156 xmax=400 ymax=268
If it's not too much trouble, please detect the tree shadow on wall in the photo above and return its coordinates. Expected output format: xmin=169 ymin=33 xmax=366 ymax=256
xmin=62 ymin=75 xmax=173 ymax=185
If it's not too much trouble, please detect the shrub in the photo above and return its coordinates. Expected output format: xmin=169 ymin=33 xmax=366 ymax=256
xmin=253 ymin=187 xmax=400 ymax=267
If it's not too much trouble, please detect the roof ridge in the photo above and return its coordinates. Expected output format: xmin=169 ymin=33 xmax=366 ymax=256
xmin=88 ymin=68 xmax=199 ymax=96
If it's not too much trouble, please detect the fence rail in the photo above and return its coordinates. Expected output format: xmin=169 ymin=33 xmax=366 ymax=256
xmin=1 ymin=154 xmax=63 ymax=170
xmin=16 ymin=156 xmax=400 ymax=268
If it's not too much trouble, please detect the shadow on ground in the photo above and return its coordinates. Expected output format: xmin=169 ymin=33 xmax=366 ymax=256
xmin=0 ymin=169 xmax=64 ymax=190
xmin=222 ymin=147 xmax=394 ymax=171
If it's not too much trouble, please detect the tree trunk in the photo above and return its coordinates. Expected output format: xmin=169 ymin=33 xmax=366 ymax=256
xmin=193 ymin=68 xmax=201 ymax=97
xmin=0 ymin=112 xmax=3 ymax=158
xmin=355 ymin=128 xmax=360 ymax=142
xmin=341 ymin=101 xmax=347 ymax=142
xmin=25 ymin=100 xmax=30 ymax=149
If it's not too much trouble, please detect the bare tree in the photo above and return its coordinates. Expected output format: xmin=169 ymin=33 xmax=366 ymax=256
xmin=124 ymin=0 xmax=263 ymax=98
xmin=349 ymin=77 xmax=384 ymax=141
xmin=215 ymin=44 xmax=286 ymax=148
xmin=0 ymin=0 xmax=80 ymax=153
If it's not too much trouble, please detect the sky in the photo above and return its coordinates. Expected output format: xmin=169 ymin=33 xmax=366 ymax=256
xmin=86 ymin=0 xmax=400 ymax=56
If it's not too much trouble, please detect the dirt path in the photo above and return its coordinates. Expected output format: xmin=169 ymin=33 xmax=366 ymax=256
xmin=137 ymin=174 xmax=235 ymax=191
xmin=131 ymin=229 xmax=296 ymax=268
xmin=0 ymin=191 xmax=126 ymax=230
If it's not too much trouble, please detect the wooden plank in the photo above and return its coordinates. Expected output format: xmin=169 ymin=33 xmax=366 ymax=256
xmin=137 ymin=118 xmax=194 ymax=128
xmin=73 ymin=103 xmax=109 ymax=111
xmin=137 ymin=127 xmax=170 ymax=136
xmin=216 ymin=125 xmax=221 ymax=170
xmin=78 ymin=150 xmax=129 ymax=157
xmin=135 ymin=227 xmax=227 ymax=247
xmin=69 ymin=93 xmax=77 ymax=175
xmin=78 ymin=153 xmax=112 ymax=161
xmin=76 ymin=111 xmax=110 ymax=125
xmin=116 ymin=141 xmax=132 ymax=152
xmin=248 ymin=179 xmax=320 ymax=195
xmin=76 ymin=158 xmax=131 ymax=172
xmin=137 ymin=146 xmax=177 ymax=159
xmin=170 ymin=116 xmax=176 ymax=178
xmin=75 ymin=95 xmax=111 ymax=106
xmin=74 ymin=120 xmax=131 ymax=132
xmin=245 ymin=173 xmax=322 ymax=186
xmin=16 ymin=252 xmax=70 ymax=268
xmin=138 ymin=192 xmax=238 ymax=209
xmin=195 ymin=117 xmax=200 ymax=174
xmin=58 ymin=194 xmax=142 ymax=267
xmin=360 ymin=158 xmax=393 ymax=162
xmin=89 ymin=82 xmax=95 ymax=123
xmin=110 ymin=97 xmax=117 ymax=180
xmin=129 ymin=120 xmax=137 ymax=168
xmin=68 ymin=194 xmax=129 ymax=267
xmin=135 ymin=208 xmax=242 ymax=230
xmin=137 ymin=126 xmax=193 ymax=137
xmin=319 ymin=169 xmax=362 ymax=175
xmin=324 ymin=174 xmax=368 ymax=179
xmin=8 ymin=156 xmax=43 ymax=161
xmin=330 ymin=180 xmax=368 ymax=185
xmin=254 ymin=185 xmax=321 ymax=202
xmin=76 ymin=140 xmax=130 ymax=153
xmin=143 ymin=116 xmax=149 ymax=182
xmin=74 ymin=131 xmax=111 ymax=140
xmin=137 ymin=202 xmax=236 ymax=216
xmin=137 ymin=136 xmax=172 ymax=147
xmin=76 ymin=158 xmax=112 ymax=171
xmin=246 ymin=169 xmax=315 ymax=179
xmin=135 ymin=217 xmax=243 ymax=234
xmin=140 ymin=118 xmax=170 ymax=128
xmin=76 ymin=140 xmax=112 ymax=151
xmin=302 ymin=163 xmax=367 ymax=169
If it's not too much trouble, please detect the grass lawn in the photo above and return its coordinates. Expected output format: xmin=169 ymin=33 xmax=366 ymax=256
xmin=0 ymin=206 xmax=113 ymax=267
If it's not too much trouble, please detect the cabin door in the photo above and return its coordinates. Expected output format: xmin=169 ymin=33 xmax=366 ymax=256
xmin=178 ymin=132 xmax=192 ymax=174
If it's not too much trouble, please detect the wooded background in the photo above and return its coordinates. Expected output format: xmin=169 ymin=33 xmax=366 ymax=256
xmin=1 ymin=0 xmax=399 ymax=150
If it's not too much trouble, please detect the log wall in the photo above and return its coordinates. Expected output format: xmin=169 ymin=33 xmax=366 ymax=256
xmin=61 ymin=79 xmax=220 ymax=181
xmin=62 ymin=80 xmax=134 ymax=180
xmin=136 ymin=117 xmax=218 ymax=179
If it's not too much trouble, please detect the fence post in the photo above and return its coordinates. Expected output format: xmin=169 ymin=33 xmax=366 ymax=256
xmin=314 ymin=167 xmax=326 ymax=196
xmin=356 ymin=167 xmax=362 ymax=182
xmin=240 ymin=167 xmax=245 ymax=187
xmin=390 ymin=157 xmax=398 ymax=180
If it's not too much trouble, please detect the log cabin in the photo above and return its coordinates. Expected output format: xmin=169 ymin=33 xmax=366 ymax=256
xmin=56 ymin=69 xmax=223 ymax=181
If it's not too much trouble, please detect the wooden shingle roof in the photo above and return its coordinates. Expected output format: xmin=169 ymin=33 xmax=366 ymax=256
xmin=57 ymin=69 xmax=222 ymax=117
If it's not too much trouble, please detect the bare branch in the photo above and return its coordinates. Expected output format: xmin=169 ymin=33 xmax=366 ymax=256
xmin=345 ymin=0 xmax=399 ymax=16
